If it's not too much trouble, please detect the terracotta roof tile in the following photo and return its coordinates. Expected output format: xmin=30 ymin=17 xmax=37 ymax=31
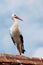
xmin=0 ymin=54 xmax=43 ymax=65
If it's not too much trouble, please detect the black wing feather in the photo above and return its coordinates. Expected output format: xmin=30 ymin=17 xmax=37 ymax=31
xmin=20 ymin=34 xmax=25 ymax=53
xmin=11 ymin=36 xmax=15 ymax=44
xmin=20 ymin=34 xmax=24 ymax=46
xmin=20 ymin=35 xmax=24 ymax=43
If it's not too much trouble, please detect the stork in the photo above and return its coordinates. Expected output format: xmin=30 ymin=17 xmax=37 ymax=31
xmin=10 ymin=14 xmax=25 ymax=55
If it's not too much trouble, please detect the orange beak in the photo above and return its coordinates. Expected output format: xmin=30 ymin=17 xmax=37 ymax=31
xmin=15 ymin=16 xmax=23 ymax=21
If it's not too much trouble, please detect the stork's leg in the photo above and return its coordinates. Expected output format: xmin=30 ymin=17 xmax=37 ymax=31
xmin=17 ymin=43 xmax=22 ymax=55
xmin=19 ymin=43 xmax=22 ymax=55
xmin=20 ymin=52 xmax=21 ymax=55
xmin=17 ymin=42 xmax=22 ymax=55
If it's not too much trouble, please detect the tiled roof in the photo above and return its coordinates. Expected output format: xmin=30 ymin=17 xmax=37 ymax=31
xmin=0 ymin=54 xmax=43 ymax=65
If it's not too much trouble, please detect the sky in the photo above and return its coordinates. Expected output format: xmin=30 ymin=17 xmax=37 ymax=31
xmin=0 ymin=0 xmax=43 ymax=58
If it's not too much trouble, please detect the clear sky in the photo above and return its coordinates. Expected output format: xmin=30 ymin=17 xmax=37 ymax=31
xmin=0 ymin=0 xmax=43 ymax=58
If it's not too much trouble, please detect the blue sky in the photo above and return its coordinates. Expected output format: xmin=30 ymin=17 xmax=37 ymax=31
xmin=0 ymin=0 xmax=43 ymax=58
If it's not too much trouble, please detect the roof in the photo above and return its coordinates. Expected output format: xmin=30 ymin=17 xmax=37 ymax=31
xmin=0 ymin=54 xmax=43 ymax=65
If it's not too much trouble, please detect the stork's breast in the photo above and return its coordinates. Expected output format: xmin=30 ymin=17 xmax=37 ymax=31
xmin=10 ymin=26 xmax=20 ymax=37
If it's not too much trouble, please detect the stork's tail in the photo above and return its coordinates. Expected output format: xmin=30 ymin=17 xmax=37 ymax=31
xmin=22 ymin=49 xmax=26 ymax=53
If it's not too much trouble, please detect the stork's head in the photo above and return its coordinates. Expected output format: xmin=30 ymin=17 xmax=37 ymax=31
xmin=11 ymin=14 xmax=23 ymax=21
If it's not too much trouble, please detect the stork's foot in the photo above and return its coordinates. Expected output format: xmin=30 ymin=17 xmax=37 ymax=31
xmin=20 ymin=64 xmax=23 ymax=65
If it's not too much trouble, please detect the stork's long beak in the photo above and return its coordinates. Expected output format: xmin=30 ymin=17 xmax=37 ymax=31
xmin=15 ymin=16 xmax=23 ymax=21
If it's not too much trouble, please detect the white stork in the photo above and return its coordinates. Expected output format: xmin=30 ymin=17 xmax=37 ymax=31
xmin=10 ymin=14 xmax=25 ymax=55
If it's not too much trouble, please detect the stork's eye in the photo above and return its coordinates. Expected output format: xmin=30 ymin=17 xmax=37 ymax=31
xmin=14 ymin=14 xmax=16 ymax=16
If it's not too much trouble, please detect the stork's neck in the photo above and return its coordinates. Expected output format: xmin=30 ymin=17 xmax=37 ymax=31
xmin=10 ymin=18 xmax=21 ymax=35
xmin=12 ymin=18 xmax=19 ymax=28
